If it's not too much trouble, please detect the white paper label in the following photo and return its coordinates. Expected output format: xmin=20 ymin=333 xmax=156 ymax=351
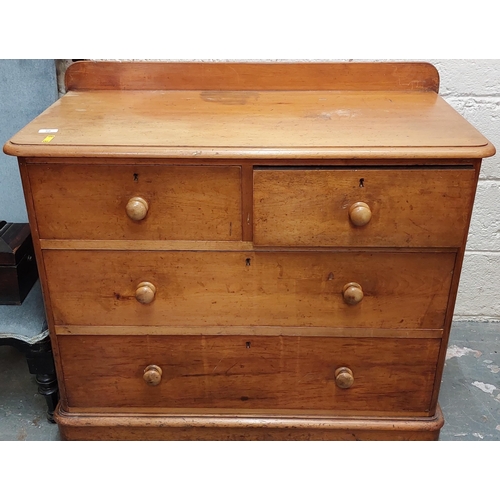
xmin=38 ymin=128 xmax=58 ymax=133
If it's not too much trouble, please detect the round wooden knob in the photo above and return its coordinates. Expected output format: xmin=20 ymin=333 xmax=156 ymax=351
xmin=135 ymin=281 xmax=156 ymax=304
xmin=126 ymin=196 xmax=149 ymax=221
xmin=143 ymin=365 xmax=162 ymax=386
xmin=335 ymin=367 xmax=354 ymax=389
xmin=342 ymin=282 xmax=363 ymax=305
xmin=349 ymin=202 xmax=372 ymax=227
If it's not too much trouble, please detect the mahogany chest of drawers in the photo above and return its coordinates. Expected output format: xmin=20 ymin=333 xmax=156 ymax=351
xmin=4 ymin=61 xmax=495 ymax=440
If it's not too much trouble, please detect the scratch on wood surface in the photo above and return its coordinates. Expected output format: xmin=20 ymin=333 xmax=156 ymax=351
xmin=200 ymin=91 xmax=259 ymax=105
xmin=225 ymin=362 xmax=238 ymax=375
xmin=408 ymin=218 xmax=431 ymax=232
xmin=212 ymin=357 xmax=224 ymax=373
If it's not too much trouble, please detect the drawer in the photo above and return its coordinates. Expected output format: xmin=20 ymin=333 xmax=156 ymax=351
xmin=44 ymin=250 xmax=455 ymax=329
xmin=58 ymin=335 xmax=440 ymax=414
xmin=253 ymin=168 xmax=476 ymax=247
xmin=28 ymin=164 xmax=242 ymax=241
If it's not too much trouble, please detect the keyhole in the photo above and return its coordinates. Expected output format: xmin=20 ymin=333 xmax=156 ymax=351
xmin=246 ymin=342 xmax=251 ymax=349
xmin=245 ymin=258 xmax=251 ymax=266
xmin=359 ymin=178 xmax=364 ymax=188
xmin=133 ymin=173 xmax=139 ymax=182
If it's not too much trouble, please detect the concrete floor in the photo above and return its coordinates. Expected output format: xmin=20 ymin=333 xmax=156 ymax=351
xmin=0 ymin=321 xmax=499 ymax=441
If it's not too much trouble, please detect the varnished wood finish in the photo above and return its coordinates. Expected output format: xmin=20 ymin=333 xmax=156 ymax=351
xmin=0 ymin=221 xmax=32 ymax=265
xmin=65 ymin=61 xmax=441 ymax=92
xmin=17 ymin=162 xmax=69 ymax=406
xmin=54 ymin=405 xmax=444 ymax=441
xmin=241 ymin=162 xmax=254 ymax=241
xmin=28 ymin=164 xmax=242 ymax=241
xmin=43 ymin=250 xmax=455 ymax=329
xmin=5 ymin=62 xmax=493 ymax=440
xmin=429 ymin=157 xmax=485 ymax=412
xmin=0 ymin=221 xmax=38 ymax=304
xmin=54 ymin=325 xmax=444 ymax=338
xmin=254 ymin=168 xmax=476 ymax=247
xmin=5 ymin=91 xmax=492 ymax=158
xmin=58 ymin=335 xmax=440 ymax=413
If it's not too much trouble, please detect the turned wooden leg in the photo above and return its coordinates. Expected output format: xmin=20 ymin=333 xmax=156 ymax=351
xmin=35 ymin=373 xmax=59 ymax=423
xmin=24 ymin=336 xmax=59 ymax=423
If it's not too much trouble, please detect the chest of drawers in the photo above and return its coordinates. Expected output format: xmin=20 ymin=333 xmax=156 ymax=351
xmin=4 ymin=61 xmax=495 ymax=440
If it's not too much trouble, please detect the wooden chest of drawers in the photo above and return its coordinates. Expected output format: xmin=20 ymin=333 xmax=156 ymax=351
xmin=4 ymin=61 xmax=495 ymax=440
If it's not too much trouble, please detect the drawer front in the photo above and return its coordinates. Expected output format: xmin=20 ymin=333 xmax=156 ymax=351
xmin=28 ymin=164 xmax=242 ymax=241
xmin=44 ymin=250 xmax=455 ymax=329
xmin=58 ymin=335 xmax=440 ymax=414
xmin=254 ymin=168 xmax=476 ymax=247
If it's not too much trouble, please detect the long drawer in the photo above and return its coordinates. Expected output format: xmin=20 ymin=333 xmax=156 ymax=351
xmin=28 ymin=163 xmax=242 ymax=241
xmin=254 ymin=168 xmax=476 ymax=247
xmin=58 ymin=335 xmax=441 ymax=414
xmin=44 ymin=250 xmax=455 ymax=329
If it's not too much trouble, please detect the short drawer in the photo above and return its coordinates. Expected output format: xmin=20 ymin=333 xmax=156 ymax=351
xmin=28 ymin=164 xmax=242 ymax=241
xmin=58 ymin=334 xmax=440 ymax=414
xmin=44 ymin=249 xmax=455 ymax=329
xmin=253 ymin=168 xmax=476 ymax=247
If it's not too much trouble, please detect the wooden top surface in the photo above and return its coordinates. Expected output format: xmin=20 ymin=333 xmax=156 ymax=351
xmin=4 ymin=62 xmax=495 ymax=159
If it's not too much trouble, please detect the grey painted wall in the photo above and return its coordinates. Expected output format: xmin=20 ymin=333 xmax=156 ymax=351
xmin=0 ymin=60 xmax=58 ymax=222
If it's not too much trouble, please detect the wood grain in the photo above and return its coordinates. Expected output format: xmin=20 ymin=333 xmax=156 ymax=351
xmin=429 ymin=157 xmax=485 ymax=411
xmin=254 ymin=168 xmax=476 ymax=247
xmin=9 ymin=90 xmax=489 ymax=150
xmin=55 ymin=405 xmax=444 ymax=440
xmin=65 ymin=61 xmax=440 ymax=92
xmin=54 ymin=325 xmax=443 ymax=338
xmin=6 ymin=62 xmax=490 ymax=440
xmin=57 ymin=335 xmax=441 ymax=413
xmin=39 ymin=239 xmax=255 ymax=251
xmin=17 ymin=161 xmax=70 ymax=406
xmin=43 ymin=250 xmax=455 ymax=329
xmin=4 ymin=90 xmax=495 ymax=160
xmin=28 ymin=164 xmax=242 ymax=241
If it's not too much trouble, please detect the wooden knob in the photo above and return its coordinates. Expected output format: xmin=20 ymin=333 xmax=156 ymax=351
xmin=342 ymin=282 xmax=363 ymax=305
xmin=349 ymin=202 xmax=372 ymax=227
xmin=135 ymin=281 xmax=156 ymax=304
xmin=143 ymin=365 xmax=162 ymax=386
xmin=335 ymin=367 xmax=354 ymax=389
xmin=126 ymin=196 xmax=149 ymax=221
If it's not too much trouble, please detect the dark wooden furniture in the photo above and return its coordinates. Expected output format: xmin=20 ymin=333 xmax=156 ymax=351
xmin=3 ymin=61 xmax=495 ymax=440
xmin=0 ymin=280 xmax=59 ymax=422
xmin=0 ymin=221 xmax=38 ymax=304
